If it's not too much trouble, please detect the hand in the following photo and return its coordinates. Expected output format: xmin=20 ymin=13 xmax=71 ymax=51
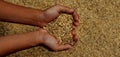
xmin=38 ymin=5 xmax=79 ymax=42
xmin=37 ymin=29 xmax=72 ymax=51
xmin=40 ymin=5 xmax=79 ymax=26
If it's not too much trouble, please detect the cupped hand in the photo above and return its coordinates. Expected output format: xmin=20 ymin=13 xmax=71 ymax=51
xmin=42 ymin=5 xmax=79 ymax=26
xmin=41 ymin=5 xmax=79 ymax=42
xmin=37 ymin=29 xmax=72 ymax=51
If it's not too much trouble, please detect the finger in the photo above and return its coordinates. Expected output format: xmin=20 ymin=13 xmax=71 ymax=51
xmin=73 ymin=21 xmax=79 ymax=27
xmin=55 ymin=5 xmax=79 ymax=26
xmin=71 ymin=32 xmax=78 ymax=43
xmin=55 ymin=5 xmax=74 ymax=14
xmin=44 ymin=36 xmax=72 ymax=51
xmin=73 ymin=12 xmax=79 ymax=26
xmin=55 ymin=5 xmax=79 ymax=22
xmin=73 ymin=34 xmax=78 ymax=42
xmin=53 ymin=44 xmax=72 ymax=51
xmin=71 ymin=25 xmax=78 ymax=42
xmin=71 ymin=25 xmax=76 ymax=36
xmin=73 ymin=12 xmax=79 ymax=22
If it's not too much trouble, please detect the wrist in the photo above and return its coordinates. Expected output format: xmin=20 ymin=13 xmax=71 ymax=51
xmin=32 ymin=29 xmax=48 ymax=45
xmin=30 ymin=30 xmax=44 ymax=46
xmin=31 ymin=9 xmax=47 ymax=27
xmin=23 ymin=29 xmax=44 ymax=47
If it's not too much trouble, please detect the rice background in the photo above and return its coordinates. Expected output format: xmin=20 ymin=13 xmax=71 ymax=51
xmin=0 ymin=0 xmax=119 ymax=57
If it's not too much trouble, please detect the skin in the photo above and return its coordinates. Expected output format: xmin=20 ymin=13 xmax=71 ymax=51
xmin=0 ymin=0 xmax=79 ymax=56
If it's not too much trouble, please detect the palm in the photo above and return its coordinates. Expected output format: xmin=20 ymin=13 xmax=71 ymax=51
xmin=40 ymin=29 xmax=72 ymax=51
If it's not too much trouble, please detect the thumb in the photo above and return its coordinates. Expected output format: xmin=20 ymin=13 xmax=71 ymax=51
xmin=55 ymin=5 xmax=74 ymax=14
xmin=53 ymin=44 xmax=72 ymax=51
